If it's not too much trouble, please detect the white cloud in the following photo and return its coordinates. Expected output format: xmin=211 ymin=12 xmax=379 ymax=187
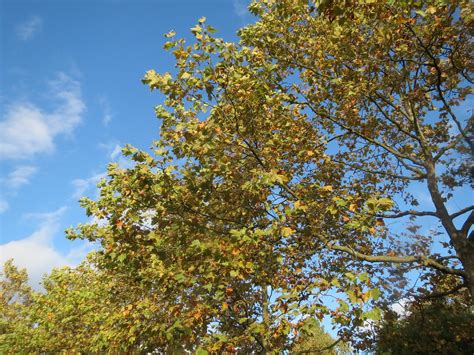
xmin=0 ymin=200 xmax=9 ymax=214
xmin=98 ymin=96 xmax=113 ymax=126
xmin=16 ymin=16 xmax=43 ymax=41
xmin=390 ymin=298 xmax=411 ymax=318
xmin=71 ymin=172 xmax=106 ymax=199
xmin=0 ymin=73 xmax=85 ymax=160
xmin=0 ymin=207 xmax=93 ymax=288
xmin=4 ymin=165 xmax=38 ymax=189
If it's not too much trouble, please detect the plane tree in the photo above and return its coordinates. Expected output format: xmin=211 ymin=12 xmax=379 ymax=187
xmin=66 ymin=0 xmax=473 ymax=351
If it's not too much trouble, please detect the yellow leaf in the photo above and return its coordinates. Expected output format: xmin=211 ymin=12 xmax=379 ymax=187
xmin=321 ymin=185 xmax=333 ymax=192
xmin=282 ymin=227 xmax=294 ymax=237
xmin=294 ymin=200 xmax=307 ymax=212
xmin=231 ymin=248 xmax=240 ymax=256
xmin=180 ymin=72 xmax=191 ymax=80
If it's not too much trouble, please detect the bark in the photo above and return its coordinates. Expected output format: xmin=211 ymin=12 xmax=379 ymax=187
xmin=425 ymin=164 xmax=474 ymax=306
xmin=261 ymin=286 xmax=271 ymax=352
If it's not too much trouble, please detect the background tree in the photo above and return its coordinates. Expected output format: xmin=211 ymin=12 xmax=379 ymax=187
xmin=375 ymin=274 xmax=474 ymax=354
xmin=1 ymin=255 xmax=195 ymax=352
xmin=0 ymin=260 xmax=35 ymax=353
xmin=291 ymin=318 xmax=351 ymax=354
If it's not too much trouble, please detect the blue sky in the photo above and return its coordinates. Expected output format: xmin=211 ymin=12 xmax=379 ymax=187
xmin=0 ymin=0 xmax=253 ymax=286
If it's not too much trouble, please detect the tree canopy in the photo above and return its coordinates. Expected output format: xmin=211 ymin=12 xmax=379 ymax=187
xmin=1 ymin=0 xmax=473 ymax=352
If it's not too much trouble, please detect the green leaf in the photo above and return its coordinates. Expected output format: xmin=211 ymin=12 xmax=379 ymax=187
xmin=369 ymin=288 xmax=381 ymax=301
xmin=363 ymin=307 xmax=381 ymax=321
xmin=163 ymin=41 xmax=175 ymax=50
xmin=196 ymin=348 xmax=208 ymax=355
xmin=338 ymin=300 xmax=349 ymax=312
xmin=190 ymin=239 xmax=202 ymax=249
xmin=359 ymin=272 xmax=369 ymax=283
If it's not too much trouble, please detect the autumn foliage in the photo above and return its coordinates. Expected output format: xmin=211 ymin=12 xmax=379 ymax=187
xmin=1 ymin=0 xmax=473 ymax=352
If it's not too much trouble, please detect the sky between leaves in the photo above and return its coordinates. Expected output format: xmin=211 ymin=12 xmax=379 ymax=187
xmin=0 ymin=0 xmax=254 ymax=287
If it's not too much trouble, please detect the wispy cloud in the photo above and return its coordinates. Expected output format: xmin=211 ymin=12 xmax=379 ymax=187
xmin=0 ymin=73 xmax=85 ymax=160
xmin=110 ymin=144 xmax=122 ymax=160
xmin=0 ymin=165 xmax=38 ymax=213
xmin=72 ymin=172 xmax=106 ymax=200
xmin=99 ymin=141 xmax=134 ymax=169
xmin=4 ymin=165 xmax=38 ymax=189
xmin=16 ymin=16 xmax=43 ymax=41
xmin=233 ymin=0 xmax=249 ymax=19
xmin=98 ymin=96 xmax=113 ymax=126
xmin=0 ymin=207 xmax=93 ymax=288
xmin=0 ymin=200 xmax=9 ymax=214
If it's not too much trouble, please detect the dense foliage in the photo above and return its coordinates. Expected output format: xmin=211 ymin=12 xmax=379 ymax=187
xmin=375 ymin=275 xmax=474 ymax=353
xmin=1 ymin=0 xmax=472 ymax=352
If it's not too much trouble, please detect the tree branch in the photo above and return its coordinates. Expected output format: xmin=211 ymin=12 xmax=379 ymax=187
xmin=329 ymin=243 xmax=465 ymax=277
xmin=434 ymin=134 xmax=464 ymax=162
xmin=415 ymin=282 xmax=466 ymax=301
xmin=378 ymin=210 xmax=438 ymax=219
xmin=451 ymin=205 xmax=474 ymax=220
xmin=405 ymin=23 xmax=474 ymax=155
xmin=368 ymin=96 xmax=420 ymax=142
xmin=303 ymin=99 xmax=425 ymax=167
xmin=461 ymin=211 xmax=474 ymax=236
xmin=331 ymin=158 xmax=424 ymax=181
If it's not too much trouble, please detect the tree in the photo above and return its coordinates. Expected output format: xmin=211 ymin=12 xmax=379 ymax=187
xmin=375 ymin=275 xmax=474 ymax=354
xmin=0 ymin=256 xmax=193 ymax=352
xmin=239 ymin=0 xmax=473 ymax=298
xmin=65 ymin=0 xmax=472 ymax=351
xmin=0 ymin=260 xmax=35 ymax=353
xmin=292 ymin=318 xmax=351 ymax=354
